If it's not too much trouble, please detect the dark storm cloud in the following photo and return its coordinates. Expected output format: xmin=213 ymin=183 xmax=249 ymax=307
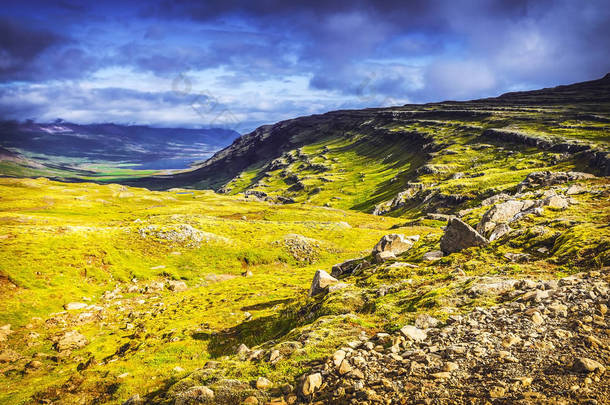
xmin=0 ymin=18 xmax=63 ymax=80
xmin=0 ymin=0 xmax=609 ymax=129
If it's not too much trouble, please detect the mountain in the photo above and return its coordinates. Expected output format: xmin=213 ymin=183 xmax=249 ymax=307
xmin=132 ymin=74 xmax=610 ymax=213
xmin=0 ymin=121 xmax=240 ymax=172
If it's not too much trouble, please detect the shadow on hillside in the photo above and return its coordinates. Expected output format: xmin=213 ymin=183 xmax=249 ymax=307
xmin=192 ymin=299 xmax=298 ymax=358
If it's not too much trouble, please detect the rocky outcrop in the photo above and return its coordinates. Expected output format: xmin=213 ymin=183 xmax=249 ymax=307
xmin=516 ymin=171 xmax=595 ymax=192
xmin=331 ymin=259 xmax=370 ymax=278
xmin=476 ymin=200 xmax=526 ymax=235
xmin=482 ymin=130 xmax=609 ymax=175
xmin=440 ymin=218 xmax=488 ymax=254
xmin=305 ymin=270 xmax=610 ymax=404
xmin=309 ymin=270 xmax=338 ymax=297
xmin=54 ymin=331 xmax=88 ymax=352
xmin=372 ymin=234 xmax=419 ymax=256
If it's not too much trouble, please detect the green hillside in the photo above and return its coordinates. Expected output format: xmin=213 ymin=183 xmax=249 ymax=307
xmin=0 ymin=76 xmax=608 ymax=404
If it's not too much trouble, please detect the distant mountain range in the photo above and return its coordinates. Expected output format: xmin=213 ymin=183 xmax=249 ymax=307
xmin=0 ymin=121 xmax=240 ymax=171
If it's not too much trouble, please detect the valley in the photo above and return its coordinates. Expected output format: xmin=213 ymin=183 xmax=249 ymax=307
xmin=0 ymin=76 xmax=608 ymax=404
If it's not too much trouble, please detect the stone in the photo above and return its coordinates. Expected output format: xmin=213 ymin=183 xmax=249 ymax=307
xmin=443 ymin=362 xmax=459 ymax=372
xmin=400 ymin=325 xmax=427 ymax=342
xmin=302 ymin=373 xmax=322 ymax=396
xmin=531 ymin=311 xmax=544 ymax=325
xmin=489 ymin=386 xmax=506 ymax=398
xmin=332 ymin=350 xmax=346 ymax=367
xmin=269 ymin=350 xmax=281 ymax=363
xmin=415 ymin=314 xmax=440 ymax=329
xmin=372 ymin=234 xmax=418 ymax=256
xmin=488 ymin=223 xmax=511 ymax=241
xmin=543 ymin=195 xmax=569 ymax=209
xmin=177 ymin=386 xmax=214 ymax=404
xmin=242 ymin=396 xmax=259 ymax=405
xmin=64 ymin=302 xmax=88 ymax=310
xmin=422 ymin=250 xmax=443 ymax=261
xmin=122 ymin=394 xmax=143 ymax=405
xmin=0 ymin=349 xmax=20 ymax=363
xmin=236 ymin=344 xmax=250 ymax=358
xmin=331 ymin=258 xmax=363 ymax=278
xmin=504 ymin=252 xmax=532 ymax=263
xmin=308 ymin=270 xmax=338 ymax=296
xmin=373 ymin=251 xmax=396 ymax=263
xmin=573 ymin=357 xmax=605 ymax=373
xmin=167 ymin=280 xmax=187 ymax=292
xmin=431 ymin=372 xmax=451 ymax=379
xmin=440 ymin=218 xmax=488 ymax=254
xmin=338 ymin=359 xmax=352 ymax=375
xmin=55 ymin=331 xmax=88 ymax=351
xmin=477 ymin=200 xmax=525 ymax=235
xmin=566 ymin=184 xmax=586 ymax=195
xmin=256 ymin=377 xmax=272 ymax=389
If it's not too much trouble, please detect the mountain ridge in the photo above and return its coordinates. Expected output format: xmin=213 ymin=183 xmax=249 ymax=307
xmin=129 ymin=74 xmax=610 ymax=196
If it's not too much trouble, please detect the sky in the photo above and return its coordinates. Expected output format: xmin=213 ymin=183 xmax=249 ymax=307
xmin=1 ymin=0 xmax=609 ymax=134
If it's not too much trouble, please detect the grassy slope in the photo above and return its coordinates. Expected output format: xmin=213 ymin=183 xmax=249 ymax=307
xmin=0 ymin=77 xmax=608 ymax=404
xmin=0 ymin=178 xmax=426 ymax=403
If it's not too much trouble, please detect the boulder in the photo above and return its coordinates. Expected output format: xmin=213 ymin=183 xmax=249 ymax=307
xmin=175 ymin=386 xmax=214 ymax=404
xmin=167 ymin=280 xmax=188 ymax=292
xmin=373 ymin=251 xmax=396 ymax=263
xmin=543 ymin=195 xmax=569 ymax=209
xmin=481 ymin=193 xmax=511 ymax=206
xmin=489 ymin=223 xmax=511 ymax=241
xmin=400 ymin=325 xmax=427 ymax=341
xmin=302 ymin=373 xmax=322 ymax=396
xmin=309 ymin=270 xmax=338 ymax=296
xmin=566 ymin=184 xmax=586 ymax=195
xmin=573 ymin=357 xmax=605 ymax=373
xmin=64 ymin=302 xmax=88 ymax=310
xmin=372 ymin=234 xmax=419 ymax=256
xmin=55 ymin=331 xmax=88 ymax=352
xmin=517 ymin=171 xmax=594 ymax=191
xmin=477 ymin=200 xmax=524 ymax=235
xmin=331 ymin=258 xmax=366 ymax=278
xmin=422 ymin=250 xmax=443 ymax=261
xmin=256 ymin=377 xmax=272 ymax=389
xmin=440 ymin=218 xmax=488 ymax=254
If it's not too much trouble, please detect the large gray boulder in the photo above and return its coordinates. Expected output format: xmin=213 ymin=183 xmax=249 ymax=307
xmin=309 ymin=270 xmax=338 ymax=296
xmin=372 ymin=234 xmax=419 ymax=256
xmin=331 ymin=258 xmax=369 ymax=278
xmin=440 ymin=218 xmax=488 ymax=254
xmin=476 ymin=200 xmax=524 ymax=235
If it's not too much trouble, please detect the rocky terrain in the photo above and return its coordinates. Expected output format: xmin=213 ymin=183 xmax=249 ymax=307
xmin=0 ymin=76 xmax=608 ymax=404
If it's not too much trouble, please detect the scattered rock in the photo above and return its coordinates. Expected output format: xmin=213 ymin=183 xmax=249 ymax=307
xmin=400 ymin=325 xmax=427 ymax=342
xmin=422 ymin=250 xmax=443 ymax=261
xmin=55 ymin=331 xmax=88 ymax=352
xmin=372 ymin=234 xmax=419 ymax=256
xmin=440 ymin=218 xmax=488 ymax=254
xmin=167 ymin=280 xmax=188 ymax=292
xmin=302 ymin=373 xmax=322 ymax=396
xmin=573 ymin=357 xmax=606 ymax=373
xmin=309 ymin=270 xmax=338 ymax=296
xmin=64 ymin=302 xmax=88 ymax=310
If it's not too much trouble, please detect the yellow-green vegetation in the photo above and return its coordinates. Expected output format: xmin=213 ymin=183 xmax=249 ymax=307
xmin=0 ymin=172 xmax=607 ymax=404
xmin=0 ymin=78 xmax=609 ymax=404
xmin=0 ymin=177 xmax=415 ymax=403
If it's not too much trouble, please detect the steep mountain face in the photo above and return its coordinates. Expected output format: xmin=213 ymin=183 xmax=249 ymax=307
xmin=134 ymin=74 xmax=610 ymax=216
xmin=0 ymin=121 xmax=239 ymax=171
